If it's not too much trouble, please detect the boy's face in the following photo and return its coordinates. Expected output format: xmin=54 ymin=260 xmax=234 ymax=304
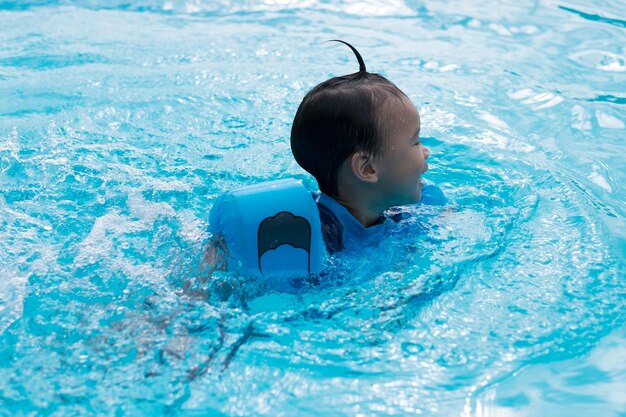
xmin=375 ymin=97 xmax=430 ymax=207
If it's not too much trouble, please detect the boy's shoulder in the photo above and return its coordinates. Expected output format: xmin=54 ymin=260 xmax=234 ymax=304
xmin=312 ymin=191 xmax=400 ymax=254
xmin=312 ymin=191 xmax=344 ymax=254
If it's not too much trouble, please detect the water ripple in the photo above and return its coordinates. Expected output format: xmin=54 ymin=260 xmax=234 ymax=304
xmin=559 ymin=5 xmax=626 ymax=29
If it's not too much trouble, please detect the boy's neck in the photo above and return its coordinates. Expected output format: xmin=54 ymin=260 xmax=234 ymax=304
xmin=334 ymin=195 xmax=385 ymax=228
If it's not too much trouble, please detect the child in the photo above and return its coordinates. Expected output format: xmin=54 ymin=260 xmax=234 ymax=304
xmin=290 ymin=39 xmax=431 ymax=253
xmin=199 ymin=40 xmax=436 ymax=283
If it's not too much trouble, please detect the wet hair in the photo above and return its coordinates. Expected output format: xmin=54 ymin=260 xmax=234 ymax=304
xmin=290 ymin=39 xmax=409 ymax=198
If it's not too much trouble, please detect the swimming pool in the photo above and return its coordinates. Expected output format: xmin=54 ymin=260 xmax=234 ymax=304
xmin=1 ymin=0 xmax=624 ymax=415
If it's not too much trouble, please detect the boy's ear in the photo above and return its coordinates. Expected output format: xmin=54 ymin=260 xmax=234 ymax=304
xmin=350 ymin=151 xmax=378 ymax=183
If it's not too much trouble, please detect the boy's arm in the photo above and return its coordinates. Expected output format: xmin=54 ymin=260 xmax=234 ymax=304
xmin=182 ymin=233 xmax=230 ymax=300
xmin=197 ymin=233 xmax=228 ymax=283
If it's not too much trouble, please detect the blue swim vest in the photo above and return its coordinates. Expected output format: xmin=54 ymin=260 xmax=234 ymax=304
xmin=208 ymin=177 xmax=446 ymax=279
xmin=419 ymin=179 xmax=447 ymax=206
xmin=207 ymin=178 xmax=326 ymax=279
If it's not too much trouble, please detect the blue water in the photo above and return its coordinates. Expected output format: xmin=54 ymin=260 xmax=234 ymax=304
xmin=1 ymin=0 xmax=625 ymax=416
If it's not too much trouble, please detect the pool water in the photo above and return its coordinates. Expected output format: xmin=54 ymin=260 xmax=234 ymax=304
xmin=1 ymin=0 xmax=625 ymax=415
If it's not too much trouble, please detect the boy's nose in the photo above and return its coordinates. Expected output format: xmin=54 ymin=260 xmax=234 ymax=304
xmin=423 ymin=146 xmax=430 ymax=159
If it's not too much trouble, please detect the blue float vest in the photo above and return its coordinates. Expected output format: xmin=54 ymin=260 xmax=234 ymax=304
xmin=207 ymin=178 xmax=326 ymax=279
xmin=208 ymin=177 xmax=447 ymax=279
xmin=418 ymin=179 xmax=447 ymax=206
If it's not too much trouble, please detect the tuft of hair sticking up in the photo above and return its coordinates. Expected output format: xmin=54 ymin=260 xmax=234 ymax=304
xmin=324 ymin=39 xmax=367 ymax=72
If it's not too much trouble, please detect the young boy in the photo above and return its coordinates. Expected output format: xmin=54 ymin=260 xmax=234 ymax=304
xmin=290 ymin=40 xmax=431 ymax=253
xmin=198 ymin=40 xmax=436 ymax=282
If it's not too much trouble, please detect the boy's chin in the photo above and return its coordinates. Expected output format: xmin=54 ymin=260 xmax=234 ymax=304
xmin=387 ymin=182 xmax=424 ymax=207
xmin=393 ymin=191 xmax=422 ymax=207
xmin=408 ymin=182 xmax=424 ymax=203
xmin=410 ymin=182 xmax=425 ymax=204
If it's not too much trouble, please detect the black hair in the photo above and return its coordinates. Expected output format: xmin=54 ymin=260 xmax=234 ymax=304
xmin=290 ymin=40 xmax=409 ymax=198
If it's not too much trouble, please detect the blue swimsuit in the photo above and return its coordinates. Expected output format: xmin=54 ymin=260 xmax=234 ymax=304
xmin=314 ymin=181 xmax=447 ymax=254
xmin=314 ymin=192 xmax=393 ymax=254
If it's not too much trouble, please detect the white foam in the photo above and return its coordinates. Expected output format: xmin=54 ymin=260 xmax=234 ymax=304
xmin=588 ymin=172 xmax=612 ymax=192
xmin=489 ymin=23 xmax=513 ymax=36
xmin=0 ymin=127 xmax=20 ymax=156
xmin=0 ymin=269 xmax=28 ymax=335
xmin=571 ymin=105 xmax=592 ymax=130
xmin=596 ymin=111 xmax=625 ymax=129
xmin=0 ymin=243 xmax=56 ymax=335
xmin=476 ymin=110 xmax=510 ymax=131
xmin=569 ymin=50 xmax=626 ymax=72
xmin=507 ymin=89 xmax=534 ymax=100
xmin=509 ymin=89 xmax=563 ymax=110
xmin=76 ymin=194 xmax=176 ymax=268
xmin=533 ymin=95 xmax=564 ymax=110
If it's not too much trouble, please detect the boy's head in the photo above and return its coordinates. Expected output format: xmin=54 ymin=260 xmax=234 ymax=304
xmin=290 ymin=40 xmax=430 ymax=210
